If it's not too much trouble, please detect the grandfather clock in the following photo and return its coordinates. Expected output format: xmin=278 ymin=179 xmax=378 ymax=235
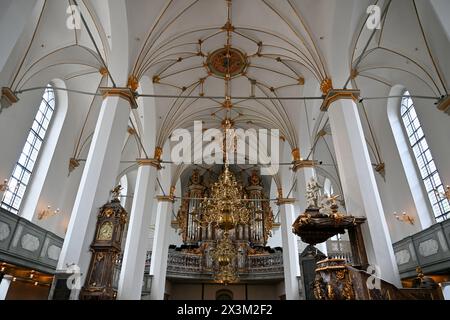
xmin=80 ymin=188 xmax=128 ymax=300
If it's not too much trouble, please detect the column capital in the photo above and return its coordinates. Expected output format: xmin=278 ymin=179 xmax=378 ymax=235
xmin=1 ymin=87 xmax=19 ymax=110
xmin=99 ymin=87 xmax=138 ymax=109
xmin=137 ymin=158 xmax=162 ymax=170
xmin=276 ymin=197 xmax=296 ymax=206
xmin=157 ymin=195 xmax=175 ymax=203
xmin=291 ymin=148 xmax=318 ymax=172
xmin=436 ymin=95 xmax=450 ymax=115
xmin=292 ymin=159 xmax=318 ymax=173
xmin=320 ymin=89 xmax=360 ymax=112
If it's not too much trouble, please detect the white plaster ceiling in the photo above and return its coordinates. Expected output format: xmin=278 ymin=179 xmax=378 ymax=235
xmin=3 ymin=0 xmax=449 ymax=181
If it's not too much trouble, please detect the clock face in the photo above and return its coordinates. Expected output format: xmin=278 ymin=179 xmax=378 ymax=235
xmin=97 ymin=221 xmax=113 ymax=241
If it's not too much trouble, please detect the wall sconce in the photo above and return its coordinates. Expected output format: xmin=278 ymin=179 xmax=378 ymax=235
xmin=441 ymin=185 xmax=450 ymax=201
xmin=38 ymin=205 xmax=60 ymax=220
xmin=434 ymin=185 xmax=450 ymax=201
xmin=0 ymin=179 xmax=8 ymax=192
xmin=394 ymin=212 xmax=415 ymax=225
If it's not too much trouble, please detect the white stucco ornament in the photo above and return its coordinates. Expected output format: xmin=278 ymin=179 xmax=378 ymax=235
xmin=306 ymin=177 xmax=321 ymax=208
xmin=21 ymin=234 xmax=40 ymax=252
xmin=0 ymin=222 xmax=10 ymax=241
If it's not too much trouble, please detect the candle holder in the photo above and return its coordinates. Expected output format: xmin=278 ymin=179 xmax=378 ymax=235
xmin=394 ymin=212 xmax=415 ymax=225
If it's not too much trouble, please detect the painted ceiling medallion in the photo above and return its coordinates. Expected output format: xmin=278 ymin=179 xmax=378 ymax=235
xmin=206 ymin=47 xmax=248 ymax=79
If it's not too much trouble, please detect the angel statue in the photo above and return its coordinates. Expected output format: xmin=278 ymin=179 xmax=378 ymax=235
xmin=319 ymin=195 xmax=333 ymax=216
xmin=319 ymin=194 xmax=340 ymax=216
xmin=110 ymin=185 xmax=123 ymax=200
xmin=306 ymin=177 xmax=321 ymax=208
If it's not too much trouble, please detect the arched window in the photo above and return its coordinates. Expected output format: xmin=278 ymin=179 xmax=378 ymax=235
xmin=1 ymin=85 xmax=56 ymax=214
xmin=119 ymin=175 xmax=128 ymax=208
xmin=401 ymin=92 xmax=449 ymax=222
xmin=323 ymin=178 xmax=334 ymax=196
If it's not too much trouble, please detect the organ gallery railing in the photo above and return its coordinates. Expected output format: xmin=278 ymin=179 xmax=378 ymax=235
xmin=137 ymin=247 xmax=284 ymax=279
xmin=165 ymin=247 xmax=284 ymax=278
xmin=113 ymin=247 xmax=284 ymax=288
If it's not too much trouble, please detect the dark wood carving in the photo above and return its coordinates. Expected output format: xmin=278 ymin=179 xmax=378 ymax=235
xmin=292 ymin=208 xmax=368 ymax=269
xmin=79 ymin=199 xmax=127 ymax=300
xmin=299 ymin=245 xmax=327 ymax=300
xmin=314 ymin=259 xmax=443 ymax=300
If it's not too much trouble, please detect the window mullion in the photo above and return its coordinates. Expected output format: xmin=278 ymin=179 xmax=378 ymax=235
xmin=401 ymin=93 xmax=448 ymax=221
xmin=1 ymin=85 xmax=56 ymax=214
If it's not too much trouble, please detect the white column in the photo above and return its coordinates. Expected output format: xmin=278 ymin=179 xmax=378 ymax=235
xmin=117 ymin=164 xmax=157 ymax=300
xmin=56 ymin=97 xmax=130 ymax=298
xmin=441 ymin=282 xmax=450 ymax=300
xmin=149 ymin=200 xmax=173 ymax=300
xmin=279 ymin=202 xmax=301 ymax=300
xmin=0 ymin=275 xmax=12 ymax=300
xmin=328 ymin=99 xmax=401 ymax=287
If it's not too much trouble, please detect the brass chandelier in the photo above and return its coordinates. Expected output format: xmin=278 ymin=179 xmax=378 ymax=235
xmin=199 ymin=164 xmax=252 ymax=231
xmin=211 ymin=235 xmax=238 ymax=285
xmin=198 ymin=164 xmax=253 ymax=285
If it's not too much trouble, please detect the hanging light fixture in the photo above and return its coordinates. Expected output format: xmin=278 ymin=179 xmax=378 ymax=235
xmin=199 ymin=164 xmax=252 ymax=232
xmin=211 ymin=233 xmax=238 ymax=285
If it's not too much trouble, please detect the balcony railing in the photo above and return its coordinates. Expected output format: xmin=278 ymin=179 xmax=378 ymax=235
xmin=0 ymin=208 xmax=63 ymax=274
xmin=137 ymin=247 xmax=285 ymax=283
xmin=326 ymin=240 xmax=353 ymax=265
xmin=393 ymin=218 xmax=450 ymax=278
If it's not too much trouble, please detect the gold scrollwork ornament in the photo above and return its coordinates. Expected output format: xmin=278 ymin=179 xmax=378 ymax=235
xmin=342 ymin=274 xmax=355 ymax=300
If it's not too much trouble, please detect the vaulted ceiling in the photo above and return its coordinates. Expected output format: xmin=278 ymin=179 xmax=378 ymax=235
xmin=126 ymin=0 xmax=332 ymax=150
xmin=2 ymin=0 xmax=448 ymax=171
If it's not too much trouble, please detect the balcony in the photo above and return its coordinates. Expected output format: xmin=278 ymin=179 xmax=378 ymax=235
xmin=393 ymin=219 xmax=450 ymax=279
xmin=0 ymin=207 xmax=63 ymax=274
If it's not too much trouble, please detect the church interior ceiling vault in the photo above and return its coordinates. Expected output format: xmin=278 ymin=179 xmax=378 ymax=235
xmin=1 ymin=0 xmax=448 ymax=192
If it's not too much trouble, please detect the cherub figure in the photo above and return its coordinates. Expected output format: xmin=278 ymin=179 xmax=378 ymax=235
xmin=319 ymin=195 xmax=333 ymax=216
xmin=319 ymin=194 xmax=340 ymax=216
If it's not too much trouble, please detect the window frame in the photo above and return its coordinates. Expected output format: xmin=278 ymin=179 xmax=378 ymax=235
xmin=1 ymin=85 xmax=56 ymax=214
xmin=400 ymin=91 xmax=449 ymax=222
